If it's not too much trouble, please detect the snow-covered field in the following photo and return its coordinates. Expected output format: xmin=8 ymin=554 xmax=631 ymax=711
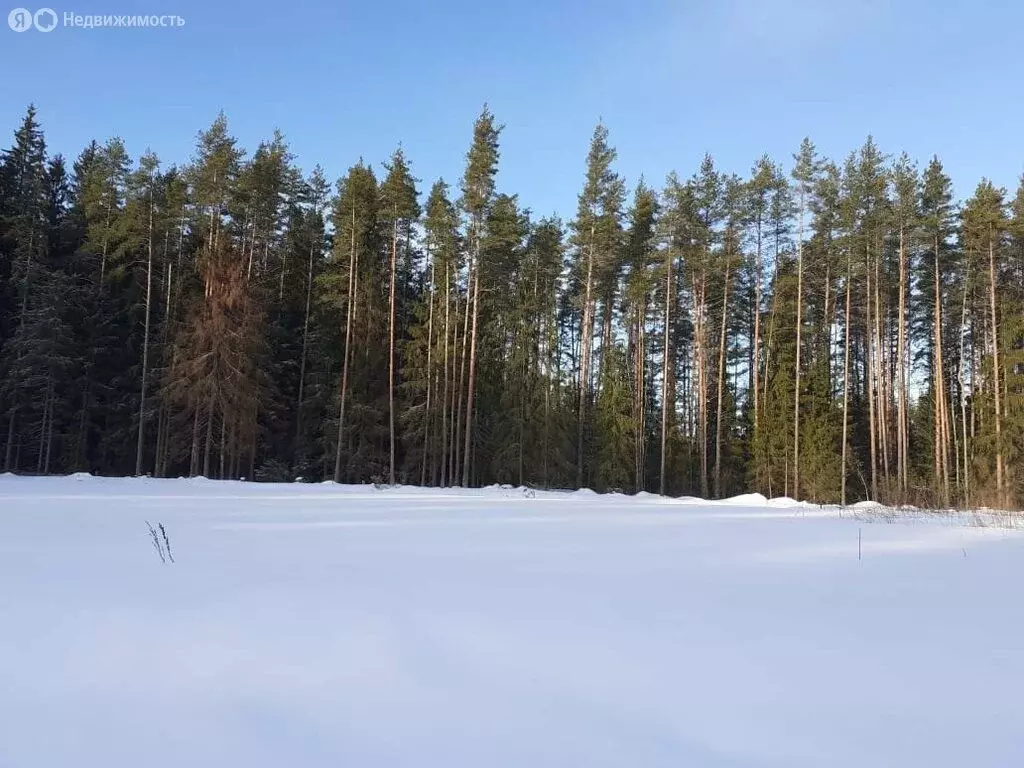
xmin=1 ymin=475 xmax=1022 ymax=767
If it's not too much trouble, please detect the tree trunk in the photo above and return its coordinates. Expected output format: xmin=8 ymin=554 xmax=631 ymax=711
xmin=874 ymin=255 xmax=890 ymax=493
xmin=203 ymin=393 xmax=215 ymax=478
xmin=841 ymin=252 xmax=853 ymax=506
xmin=959 ymin=262 xmax=971 ymax=505
xmin=99 ymin=199 xmax=112 ymax=284
xmin=295 ymin=209 xmax=318 ymax=463
xmin=189 ymin=407 xmax=201 ymax=477
xmin=695 ymin=271 xmax=709 ymax=499
xmin=714 ymin=257 xmax=731 ymax=498
xmin=135 ymin=184 xmax=154 ymax=476
xmin=865 ymin=248 xmax=877 ymax=500
xmin=43 ymin=382 xmax=54 ymax=474
xmin=462 ymin=226 xmax=482 ymax=488
xmin=36 ymin=383 xmax=50 ymax=473
xmin=659 ymin=249 xmax=671 ymax=496
xmin=454 ymin=288 xmax=467 ymax=484
xmin=441 ymin=262 xmax=451 ymax=486
xmin=219 ymin=413 xmax=226 ymax=480
xmin=578 ymin=226 xmax=596 ymax=489
xmin=752 ymin=219 xmax=762 ymax=435
xmin=988 ymin=231 xmax=1005 ymax=505
xmin=793 ymin=217 xmax=804 ymax=499
xmin=634 ymin=298 xmax=646 ymax=493
xmin=933 ymin=238 xmax=950 ymax=505
xmin=421 ymin=256 xmax=436 ymax=486
xmin=333 ymin=208 xmax=358 ymax=483
xmin=388 ymin=216 xmax=399 ymax=485
xmin=896 ymin=224 xmax=909 ymax=497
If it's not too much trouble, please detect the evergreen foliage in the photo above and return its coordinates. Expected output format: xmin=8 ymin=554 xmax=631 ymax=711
xmin=3 ymin=103 xmax=1024 ymax=508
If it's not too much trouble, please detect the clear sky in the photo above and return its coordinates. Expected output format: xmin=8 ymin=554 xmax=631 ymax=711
xmin=2 ymin=0 xmax=1023 ymax=217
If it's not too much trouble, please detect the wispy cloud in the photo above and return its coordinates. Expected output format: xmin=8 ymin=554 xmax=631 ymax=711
xmin=685 ymin=0 xmax=892 ymax=59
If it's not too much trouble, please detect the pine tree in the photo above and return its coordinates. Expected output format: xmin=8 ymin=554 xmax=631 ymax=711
xmin=746 ymin=157 xmax=777 ymax=451
xmin=920 ymin=158 xmax=956 ymax=504
xmin=321 ymin=162 xmax=382 ymax=482
xmin=890 ymin=153 xmax=918 ymax=499
xmin=791 ymin=138 xmax=819 ymax=499
xmin=658 ymin=173 xmax=695 ymax=495
xmin=86 ymin=138 xmax=130 ymax=284
xmin=5 ymin=102 xmax=1024 ymax=506
xmin=458 ymin=107 xmax=501 ymax=486
xmin=411 ymin=179 xmax=461 ymax=485
xmin=287 ymin=166 xmax=330 ymax=475
xmin=623 ymin=181 xmax=658 ymax=491
xmin=570 ymin=122 xmax=624 ymax=489
xmin=190 ymin=113 xmax=243 ymax=260
xmin=853 ymin=137 xmax=890 ymax=501
xmin=1005 ymin=176 xmax=1024 ymax=503
xmin=524 ymin=217 xmax=569 ymax=487
xmin=130 ymin=152 xmax=160 ymax=475
xmin=481 ymin=194 xmax=530 ymax=483
xmin=379 ymin=148 xmax=420 ymax=485
xmin=962 ymin=180 xmax=1009 ymax=506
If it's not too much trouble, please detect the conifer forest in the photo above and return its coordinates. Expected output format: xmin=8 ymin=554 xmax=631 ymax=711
xmin=2 ymin=104 xmax=1023 ymax=508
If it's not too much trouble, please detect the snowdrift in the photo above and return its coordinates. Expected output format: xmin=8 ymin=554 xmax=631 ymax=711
xmin=1 ymin=475 xmax=1021 ymax=767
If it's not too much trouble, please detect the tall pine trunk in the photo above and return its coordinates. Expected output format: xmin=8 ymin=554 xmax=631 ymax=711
xmin=714 ymin=257 xmax=730 ymax=498
xmin=752 ymin=222 xmax=762 ymax=437
xmin=695 ymin=271 xmax=709 ymax=499
xmin=659 ymin=250 xmax=671 ymax=496
xmin=866 ymin=247 xmax=877 ymax=500
xmin=793 ymin=220 xmax=804 ymax=499
xmin=454 ymin=288 xmax=467 ymax=484
xmin=988 ymin=230 xmax=1005 ymax=505
xmin=933 ymin=238 xmax=950 ymax=504
xmin=896 ymin=224 xmax=909 ymax=497
xmin=421 ymin=257 xmax=436 ymax=486
xmin=388 ymin=217 xmax=399 ymax=485
xmin=333 ymin=209 xmax=358 ymax=483
xmin=295 ymin=214 xmax=317 ymax=462
xmin=874 ymin=256 xmax=890 ymax=492
xmin=441 ymin=263 xmax=451 ymax=486
xmin=958 ymin=262 xmax=971 ymax=505
xmin=135 ymin=185 xmax=154 ymax=476
xmin=841 ymin=251 xmax=853 ymax=506
xmin=634 ymin=299 xmax=646 ymax=493
xmin=462 ymin=242 xmax=481 ymax=487
xmin=578 ymin=227 xmax=596 ymax=489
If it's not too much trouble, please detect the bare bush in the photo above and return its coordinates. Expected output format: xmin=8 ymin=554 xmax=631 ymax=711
xmin=146 ymin=521 xmax=175 ymax=564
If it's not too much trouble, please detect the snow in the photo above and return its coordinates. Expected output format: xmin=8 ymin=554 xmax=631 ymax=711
xmin=1 ymin=475 xmax=1023 ymax=767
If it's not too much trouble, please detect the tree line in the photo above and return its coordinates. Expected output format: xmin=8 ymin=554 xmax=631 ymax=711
xmin=1 ymin=104 xmax=1022 ymax=507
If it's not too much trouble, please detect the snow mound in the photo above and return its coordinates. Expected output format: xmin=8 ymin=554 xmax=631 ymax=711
xmin=852 ymin=500 xmax=884 ymax=509
xmin=716 ymin=492 xmax=769 ymax=506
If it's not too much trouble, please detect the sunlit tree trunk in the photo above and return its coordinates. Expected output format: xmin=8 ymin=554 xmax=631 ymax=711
xmin=714 ymin=257 xmax=731 ymax=498
xmin=334 ymin=209 xmax=358 ymax=483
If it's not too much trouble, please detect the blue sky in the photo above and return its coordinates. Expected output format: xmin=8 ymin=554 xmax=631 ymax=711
xmin=2 ymin=0 xmax=1023 ymax=217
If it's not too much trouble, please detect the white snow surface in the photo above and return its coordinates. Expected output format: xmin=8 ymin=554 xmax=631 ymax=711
xmin=2 ymin=475 xmax=1023 ymax=767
